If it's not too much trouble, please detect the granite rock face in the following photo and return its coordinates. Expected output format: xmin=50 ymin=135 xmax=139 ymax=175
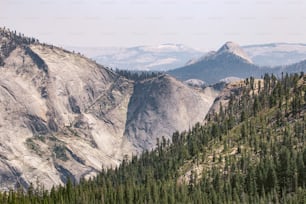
xmin=0 ymin=30 xmax=219 ymax=190
xmin=124 ymin=75 xmax=218 ymax=150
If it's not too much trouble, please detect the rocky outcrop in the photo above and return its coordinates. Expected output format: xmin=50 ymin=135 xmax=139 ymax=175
xmin=0 ymin=43 xmax=127 ymax=190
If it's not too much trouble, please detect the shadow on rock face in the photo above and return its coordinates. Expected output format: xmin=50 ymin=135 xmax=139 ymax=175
xmin=68 ymin=96 xmax=81 ymax=114
xmin=26 ymin=114 xmax=49 ymax=135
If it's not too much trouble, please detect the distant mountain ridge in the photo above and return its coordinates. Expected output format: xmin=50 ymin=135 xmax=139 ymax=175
xmin=67 ymin=42 xmax=306 ymax=73
xmin=67 ymin=44 xmax=203 ymax=71
xmin=243 ymin=42 xmax=306 ymax=66
xmin=168 ymin=42 xmax=306 ymax=84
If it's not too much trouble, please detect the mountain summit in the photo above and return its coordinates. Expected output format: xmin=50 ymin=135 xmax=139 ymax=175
xmin=216 ymin=41 xmax=253 ymax=63
xmin=168 ymin=41 xmax=306 ymax=84
xmin=168 ymin=42 xmax=260 ymax=84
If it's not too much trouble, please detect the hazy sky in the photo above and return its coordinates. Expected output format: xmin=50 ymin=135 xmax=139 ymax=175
xmin=1 ymin=0 xmax=305 ymax=51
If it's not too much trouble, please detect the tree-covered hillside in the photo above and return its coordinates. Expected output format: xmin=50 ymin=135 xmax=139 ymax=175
xmin=0 ymin=73 xmax=305 ymax=204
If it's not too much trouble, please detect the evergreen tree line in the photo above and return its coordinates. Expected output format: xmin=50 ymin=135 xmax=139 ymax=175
xmin=0 ymin=73 xmax=305 ymax=203
xmin=0 ymin=27 xmax=39 ymax=66
xmin=114 ymin=69 xmax=164 ymax=81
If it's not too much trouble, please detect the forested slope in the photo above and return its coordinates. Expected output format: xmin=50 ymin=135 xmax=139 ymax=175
xmin=1 ymin=73 xmax=305 ymax=203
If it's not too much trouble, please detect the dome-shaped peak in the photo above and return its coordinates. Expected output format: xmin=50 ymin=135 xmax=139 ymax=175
xmin=217 ymin=41 xmax=253 ymax=63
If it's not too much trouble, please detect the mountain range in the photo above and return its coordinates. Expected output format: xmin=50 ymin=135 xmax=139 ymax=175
xmin=0 ymin=27 xmax=305 ymax=194
xmin=168 ymin=42 xmax=306 ymax=84
xmin=1 ymin=65 xmax=305 ymax=203
xmin=67 ymin=43 xmax=306 ymax=72
xmin=0 ymin=28 xmax=218 ymax=190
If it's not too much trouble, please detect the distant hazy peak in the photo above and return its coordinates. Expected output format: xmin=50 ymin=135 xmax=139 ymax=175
xmin=217 ymin=41 xmax=253 ymax=64
xmin=185 ymin=42 xmax=253 ymax=67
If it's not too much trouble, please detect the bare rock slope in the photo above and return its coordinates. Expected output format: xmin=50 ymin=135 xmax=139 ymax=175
xmin=125 ymin=75 xmax=218 ymax=150
xmin=0 ymin=29 xmax=219 ymax=190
